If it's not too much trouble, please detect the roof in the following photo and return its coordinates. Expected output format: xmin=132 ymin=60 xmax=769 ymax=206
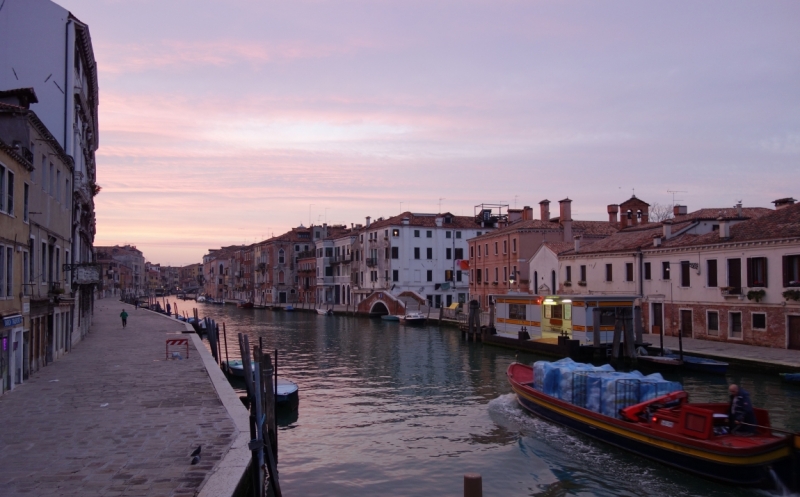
xmin=365 ymin=211 xmax=481 ymax=230
xmin=0 ymin=102 xmax=72 ymax=170
xmin=658 ymin=202 xmax=800 ymax=248
xmin=541 ymin=241 xmax=575 ymax=255
xmin=473 ymin=218 xmax=618 ymax=240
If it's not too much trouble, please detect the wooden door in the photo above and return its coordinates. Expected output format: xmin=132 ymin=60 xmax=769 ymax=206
xmin=652 ymin=303 xmax=663 ymax=334
xmin=789 ymin=316 xmax=800 ymax=350
xmin=680 ymin=310 xmax=693 ymax=337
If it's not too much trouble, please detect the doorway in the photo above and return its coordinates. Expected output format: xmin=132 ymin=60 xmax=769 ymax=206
xmin=680 ymin=309 xmax=693 ymax=338
xmin=789 ymin=316 xmax=800 ymax=350
xmin=279 ymin=292 xmax=287 ymax=304
xmin=651 ymin=303 xmax=663 ymax=334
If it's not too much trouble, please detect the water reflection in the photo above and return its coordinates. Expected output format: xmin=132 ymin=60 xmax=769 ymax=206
xmin=195 ymin=304 xmax=799 ymax=496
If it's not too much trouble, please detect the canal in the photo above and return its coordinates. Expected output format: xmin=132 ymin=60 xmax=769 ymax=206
xmin=195 ymin=303 xmax=800 ymax=496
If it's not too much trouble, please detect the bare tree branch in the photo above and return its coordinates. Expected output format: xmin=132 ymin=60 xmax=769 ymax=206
xmin=649 ymin=202 xmax=674 ymax=223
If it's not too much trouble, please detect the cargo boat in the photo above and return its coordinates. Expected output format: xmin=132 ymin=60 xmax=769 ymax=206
xmin=507 ymin=362 xmax=799 ymax=490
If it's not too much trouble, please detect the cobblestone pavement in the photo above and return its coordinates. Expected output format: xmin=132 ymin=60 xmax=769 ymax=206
xmin=0 ymin=300 xmax=237 ymax=496
xmin=651 ymin=334 xmax=800 ymax=369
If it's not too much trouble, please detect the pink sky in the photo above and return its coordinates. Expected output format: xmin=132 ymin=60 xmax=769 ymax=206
xmin=59 ymin=0 xmax=800 ymax=265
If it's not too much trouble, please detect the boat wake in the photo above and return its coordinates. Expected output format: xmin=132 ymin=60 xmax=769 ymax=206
xmin=487 ymin=393 xmax=766 ymax=497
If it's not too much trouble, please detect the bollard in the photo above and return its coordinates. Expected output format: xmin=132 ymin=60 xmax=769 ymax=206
xmin=464 ymin=473 xmax=482 ymax=497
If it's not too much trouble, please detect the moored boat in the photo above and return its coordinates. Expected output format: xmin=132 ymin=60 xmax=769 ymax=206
xmin=317 ymin=308 xmax=333 ymax=316
xmin=381 ymin=314 xmax=400 ymax=321
xmin=402 ymin=312 xmax=426 ymax=325
xmin=276 ymin=378 xmax=299 ymax=407
xmin=237 ymin=301 xmax=254 ymax=309
xmin=780 ymin=373 xmax=800 ymax=384
xmin=665 ymin=354 xmax=729 ymax=375
xmin=507 ymin=361 xmax=800 ymax=490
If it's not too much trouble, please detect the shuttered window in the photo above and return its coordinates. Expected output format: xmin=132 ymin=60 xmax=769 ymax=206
xmin=707 ymin=259 xmax=717 ymax=287
xmin=783 ymin=255 xmax=800 ymax=287
xmin=746 ymin=257 xmax=767 ymax=287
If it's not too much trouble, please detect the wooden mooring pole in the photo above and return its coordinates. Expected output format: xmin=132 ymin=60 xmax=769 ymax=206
xmin=464 ymin=473 xmax=482 ymax=497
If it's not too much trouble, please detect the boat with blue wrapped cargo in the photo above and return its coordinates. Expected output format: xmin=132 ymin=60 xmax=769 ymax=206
xmin=507 ymin=358 xmax=800 ymax=490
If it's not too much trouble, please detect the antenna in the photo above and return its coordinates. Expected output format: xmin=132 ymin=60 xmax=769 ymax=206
xmin=438 ymin=198 xmax=445 ymax=213
xmin=514 ymin=195 xmax=518 ymax=208
xmin=667 ymin=190 xmax=688 ymax=206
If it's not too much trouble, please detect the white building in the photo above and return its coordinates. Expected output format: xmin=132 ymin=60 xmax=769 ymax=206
xmin=534 ymin=199 xmax=800 ymax=349
xmin=1 ymin=0 xmax=99 ymax=342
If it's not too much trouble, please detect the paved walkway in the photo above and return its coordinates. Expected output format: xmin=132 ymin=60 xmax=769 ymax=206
xmin=648 ymin=333 xmax=800 ymax=371
xmin=0 ymin=300 xmax=242 ymax=496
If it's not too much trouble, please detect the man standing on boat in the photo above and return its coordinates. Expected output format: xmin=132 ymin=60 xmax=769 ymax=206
xmin=728 ymin=384 xmax=756 ymax=434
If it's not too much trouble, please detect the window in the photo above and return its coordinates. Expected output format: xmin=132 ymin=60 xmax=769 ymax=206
xmin=680 ymin=261 xmax=690 ymax=287
xmin=445 ymin=270 xmax=453 ymax=281
xmin=65 ymin=178 xmax=70 ymax=204
xmin=41 ymin=241 xmax=47 ymax=283
xmin=476 ymin=269 xmax=482 ymax=283
xmin=477 ymin=245 xmax=481 ymax=257
xmin=503 ymin=240 xmax=507 ymax=253
xmin=56 ymin=169 xmax=61 ymax=202
xmin=426 ymin=247 xmax=433 ymax=259
xmin=5 ymin=170 xmax=13 ymax=215
xmin=485 ymin=243 xmax=488 ymax=256
xmin=446 ymin=248 xmax=452 ymax=260
xmin=644 ymin=262 xmax=651 ymax=280
xmin=446 ymin=231 xmax=451 ymax=239
xmin=414 ymin=247 xmax=420 ymax=259
xmin=495 ymin=267 xmax=499 ymax=282
xmin=456 ymin=231 xmax=462 ymax=239
xmin=426 ymin=270 xmax=432 ymax=282
xmin=580 ymin=265 xmax=586 ymax=282
xmin=5 ymin=246 xmax=12 ymax=297
xmin=533 ymin=271 xmax=538 ymax=293
xmin=414 ymin=230 xmax=420 ymax=238
xmin=729 ymin=312 xmax=742 ymax=339
xmin=470 ymin=246 xmax=474 ymax=258
xmin=393 ymin=270 xmax=399 ymax=282
xmin=49 ymin=163 xmax=54 ymax=195
xmin=662 ymin=261 xmax=670 ymax=280
xmin=784 ymin=255 xmax=800 ymax=287
xmin=512 ymin=239 xmax=517 ymax=252
xmin=455 ymin=248 xmax=463 ymax=259
xmin=707 ymin=259 xmax=718 ymax=287
xmin=503 ymin=266 xmax=508 ymax=282
xmin=0 ymin=165 xmax=5 ymax=213
xmin=384 ymin=229 xmax=388 ymax=238
xmin=752 ymin=313 xmax=766 ymax=330
xmin=392 ymin=229 xmax=399 ymax=237
xmin=494 ymin=242 xmax=498 ymax=255
xmin=565 ymin=266 xmax=572 ymax=282
xmin=707 ymin=311 xmax=719 ymax=336
xmin=728 ymin=258 xmax=742 ymax=289
xmin=456 ymin=270 xmax=462 ymax=282
xmin=391 ymin=247 xmax=399 ymax=259
xmin=509 ymin=304 xmax=526 ymax=320
xmin=384 ymin=247 xmax=389 ymax=259
xmin=626 ymin=263 xmax=634 ymax=282
xmin=426 ymin=230 xmax=432 ymax=238
xmin=747 ymin=257 xmax=767 ymax=287
xmin=22 ymin=251 xmax=29 ymax=295
xmin=29 ymin=238 xmax=34 ymax=284
xmin=605 ymin=264 xmax=612 ymax=282
xmin=278 ymin=249 xmax=285 ymax=264
xmin=384 ymin=270 xmax=389 ymax=281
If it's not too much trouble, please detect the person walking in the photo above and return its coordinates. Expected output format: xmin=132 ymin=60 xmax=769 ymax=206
xmin=120 ymin=309 xmax=129 ymax=328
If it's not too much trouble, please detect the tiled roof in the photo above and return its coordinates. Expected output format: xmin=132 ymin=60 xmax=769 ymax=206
xmin=474 ymin=218 xmax=618 ymax=239
xmin=561 ymin=226 xmax=662 ymax=256
xmin=658 ymin=203 xmax=800 ymax=248
xmin=365 ymin=211 xmax=481 ymax=230
xmin=541 ymin=241 xmax=575 ymax=255
xmin=672 ymin=207 xmax=771 ymax=222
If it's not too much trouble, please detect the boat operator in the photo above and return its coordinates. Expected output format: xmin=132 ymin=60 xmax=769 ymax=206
xmin=728 ymin=384 xmax=756 ymax=434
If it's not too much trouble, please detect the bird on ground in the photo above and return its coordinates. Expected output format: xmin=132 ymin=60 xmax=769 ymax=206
xmin=190 ymin=445 xmax=202 ymax=457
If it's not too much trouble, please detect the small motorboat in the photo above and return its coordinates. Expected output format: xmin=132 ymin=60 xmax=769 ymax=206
xmin=402 ymin=312 xmax=427 ymax=325
xmin=664 ymin=354 xmax=729 ymax=375
xmin=285 ymin=305 xmax=295 ymax=312
xmin=780 ymin=373 xmax=800 ymax=384
xmin=276 ymin=378 xmax=299 ymax=407
xmin=237 ymin=301 xmax=254 ymax=309
xmin=381 ymin=314 xmax=400 ymax=321
xmin=317 ymin=308 xmax=333 ymax=316
xmin=196 ymin=296 xmax=206 ymax=303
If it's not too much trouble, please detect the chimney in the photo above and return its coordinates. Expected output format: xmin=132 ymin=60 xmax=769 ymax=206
xmin=662 ymin=219 xmax=672 ymax=239
xmin=435 ymin=217 xmax=443 ymax=227
xmin=772 ymin=198 xmax=797 ymax=210
xmin=559 ymin=198 xmax=573 ymax=242
xmin=0 ymin=87 xmax=39 ymax=109
xmin=718 ymin=216 xmax=730 ymax=238
xmin=736 ymin=202 xmax=743 ymax=217
xmin=673 ymin=205 xmax=688 ymax=217
xmin=523 ymin=206 xmax=533 ymax=221
xmin=620 ymin=210 xmax=631 ymax=229
xmin=607 ymin=204 xmax=619 ymax=224
xmin=574 ymin=235 xmax=581 ymax=253
xmin=539 ymin=200 xmax=550 ymax=221
xmin=653 ymin=234 xmax=662 ymax=247
xmin=366 ymin=216 xmax=371 ymax=227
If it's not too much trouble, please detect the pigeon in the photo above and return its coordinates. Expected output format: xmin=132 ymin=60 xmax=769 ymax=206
xmin=190 ymin=445 xmax=201 ymax=457
xmin=191 ymin=455 xmax=201 ymax=465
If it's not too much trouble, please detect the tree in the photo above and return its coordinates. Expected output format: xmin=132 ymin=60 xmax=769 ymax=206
xmin=649 ymin=202 xmax=674 ymax=223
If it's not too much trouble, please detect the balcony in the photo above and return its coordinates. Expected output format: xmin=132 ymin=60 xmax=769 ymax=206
xmin=720 ymin=287 xmax=742 ymax=298
xmin=366 ymin=258 xmax=378 ymax=267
